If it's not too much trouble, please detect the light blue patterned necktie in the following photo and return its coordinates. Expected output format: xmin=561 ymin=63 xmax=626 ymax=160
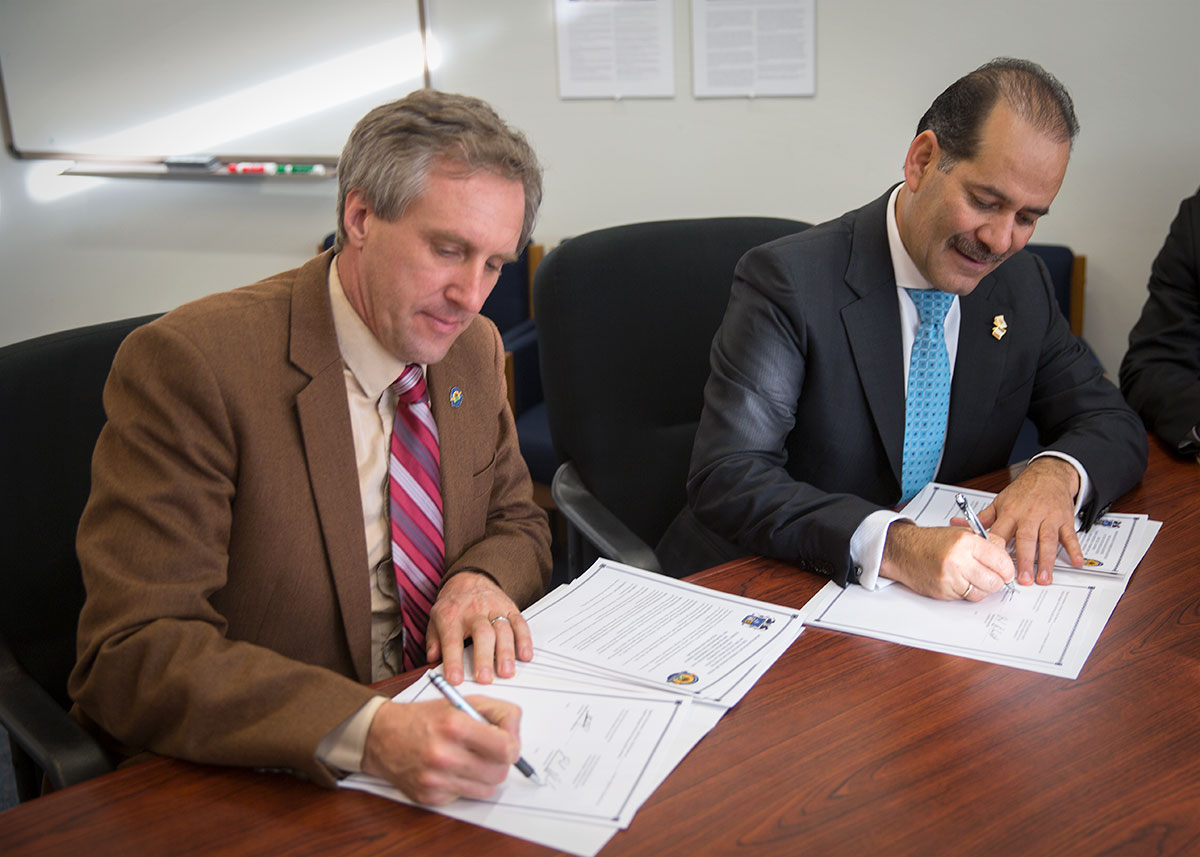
xmin=901 ymin=288 xmax=956 ymax=502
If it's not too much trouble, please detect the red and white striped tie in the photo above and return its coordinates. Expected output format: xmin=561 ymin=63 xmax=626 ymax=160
xmin=388 ymin=364 xmax=444 ymax=671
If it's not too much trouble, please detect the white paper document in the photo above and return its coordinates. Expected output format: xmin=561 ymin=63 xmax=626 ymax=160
xmin=341 ymin=560 xmax=806 ymax=855
xmin=807 ymin=481 xmax=1161 ymax=679
xmin=807 ymin=575 xmax=1124 ymax=678
xmin=524 ymin=559 xmax=806 ymax=706
xmin=554 ymin=0 xmax=675 ymax=98
xmin=902 ymin=482 xmax=1161 ymax=580
xmin=342 ymin=665 xmax=684 ymax=855
xmin=691 ymin=0 xmax=815 ymax=97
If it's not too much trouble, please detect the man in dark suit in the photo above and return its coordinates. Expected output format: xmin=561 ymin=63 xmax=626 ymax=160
xmin=70 ymin=91 xmax=550 ymax=805
xmin=658 ymin=59 xmax=1146 ymax=600
xmin=1119 ymin=187 xmax=1200 ymax=454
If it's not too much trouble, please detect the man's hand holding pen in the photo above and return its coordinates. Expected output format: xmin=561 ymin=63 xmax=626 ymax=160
xmin=880 ymin=519 xmax=1014 ymax=601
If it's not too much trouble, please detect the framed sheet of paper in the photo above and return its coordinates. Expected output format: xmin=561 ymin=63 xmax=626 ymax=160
xmin=691 ymin=0 xmax=815 ymax=97
xmin=554 ymin=0 xmax=675 ymax=98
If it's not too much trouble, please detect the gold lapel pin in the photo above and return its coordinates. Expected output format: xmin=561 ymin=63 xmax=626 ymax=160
xmin=992 ymin=314 xmax=1008 ymax=341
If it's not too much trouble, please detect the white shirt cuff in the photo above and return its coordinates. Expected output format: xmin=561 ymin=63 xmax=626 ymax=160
xmin=850 ymin=509 xmax=910 ymax=589
xmin=315 ymin=695 xmax=389 ymax=776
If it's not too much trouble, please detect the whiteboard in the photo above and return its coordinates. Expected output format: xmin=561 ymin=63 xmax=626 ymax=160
xmin=0 ymin=0 xmax=423 ymax=161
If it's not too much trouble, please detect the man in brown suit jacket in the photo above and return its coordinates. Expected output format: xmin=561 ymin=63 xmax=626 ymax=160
xmin=70 ymin=91 xmax=551 ymax=806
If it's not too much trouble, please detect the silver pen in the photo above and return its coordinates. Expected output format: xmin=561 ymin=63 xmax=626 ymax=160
xmin=429 ymin=672 xmax=544 ymax=785
xmin=954 ymin=493 xmax=1017 ymax=591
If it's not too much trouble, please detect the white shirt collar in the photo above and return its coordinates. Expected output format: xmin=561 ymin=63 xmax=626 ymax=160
xmin=885 ymin=184 xmax=937 ymax=292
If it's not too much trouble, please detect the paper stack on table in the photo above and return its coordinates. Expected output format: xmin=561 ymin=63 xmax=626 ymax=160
xmin=805 ymin=482 xmax=1162 ymax=679
xmin=902 ymin=483 xmax=1159 ymax=581
xmin=342 ymin=559 xmax=806 ymax=856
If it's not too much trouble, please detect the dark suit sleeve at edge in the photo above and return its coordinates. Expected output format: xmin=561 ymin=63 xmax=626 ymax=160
xmin=1119 ymin=190 xmax=1200 ymax=453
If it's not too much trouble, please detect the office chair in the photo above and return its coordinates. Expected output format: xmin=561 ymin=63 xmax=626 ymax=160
xmin=480 ymin=243 xmax=556 ymax=511
xmin=534 ymin=217 xmax=810 ymax=580
xmin=1009 ymin=244 xmax=1096 ymax=463
xmin=1025 ymin=243 xmax=1086 ymax=338
xmin=0 ymin=314 xmax=159 ymax=800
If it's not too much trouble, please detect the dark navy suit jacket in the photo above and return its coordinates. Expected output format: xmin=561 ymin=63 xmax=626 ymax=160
xmin=1120 ymin=187 xmax=1200 ymax=453
xmin=658 ymin=188 xmax=1148 ymax=583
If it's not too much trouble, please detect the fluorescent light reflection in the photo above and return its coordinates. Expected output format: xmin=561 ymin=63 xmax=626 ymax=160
xmin=86 ymin=33 xmax=430 ymax=156
xmin=26 ymin=32 xmax=437 ymax=202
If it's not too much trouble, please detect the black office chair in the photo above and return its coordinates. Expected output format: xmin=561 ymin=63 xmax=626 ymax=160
xmin=480 ymin=243 xmax=556 ymax=508
xmin=1026 ymin=243 xmax=1087 ymax=339
xmin=0 ymin=314 xmax=159 ymax=801
xmin=534 ymin=217 xmax=810 ymax=580
xmin=1009 ymin=243 xmax=1097 ymax=463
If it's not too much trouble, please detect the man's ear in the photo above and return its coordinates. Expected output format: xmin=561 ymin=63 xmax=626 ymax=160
xmin=903 ymin=130 xmax=940 ymax=191
xmin=342 ymin=189 xmax=371 ymax=248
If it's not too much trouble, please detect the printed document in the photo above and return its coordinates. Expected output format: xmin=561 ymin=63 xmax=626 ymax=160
xmin=807 ymin=576 xmax=1121 ymax=678
xmin=806 ymin=481 xmax=1161 ymax=679
xmin=341 ymin=559 xmax=806 ymax=856
xmin=902 ymin=482 xmax=1159 ymax=580
xmin=524 ymin=560 xmax=806 ymax=706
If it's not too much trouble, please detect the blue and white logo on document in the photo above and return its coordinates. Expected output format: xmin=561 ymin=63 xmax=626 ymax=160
xmin=741 ymin=614 xmax=774 ymax=630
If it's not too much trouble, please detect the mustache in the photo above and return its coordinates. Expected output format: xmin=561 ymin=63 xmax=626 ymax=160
xmin=949 ymin=234 xmax=1007 ymax=266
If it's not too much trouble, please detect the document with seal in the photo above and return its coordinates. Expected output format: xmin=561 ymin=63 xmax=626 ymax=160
xmin=805 ymin=482 xmax=1161 ymax=679
xmin=341 ymin=561 xmax=806 ymax=855
xmin=902 ymin=482 xmax=1161 ymax=580
xmin=523 ymin=559 xmax=807 ymax=707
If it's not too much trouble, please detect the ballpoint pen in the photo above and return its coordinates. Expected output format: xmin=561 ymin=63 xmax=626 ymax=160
xmin=429 ymin=672 xmax=544 ymax=785
xmin=955 ymin=493 xmax=1017 ymax=591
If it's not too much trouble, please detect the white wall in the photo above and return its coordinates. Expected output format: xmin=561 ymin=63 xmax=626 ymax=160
xmin=0 ymin=164 xmax=335 ymax=342
xmin=3 ymin=0 xmax=1198 ymax=376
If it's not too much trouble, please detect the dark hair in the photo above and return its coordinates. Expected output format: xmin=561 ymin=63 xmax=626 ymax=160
xmin=916 ymin=58 xmax=1079 ymax=170
xmin=335 ymin=89 xmax=543 ymax=252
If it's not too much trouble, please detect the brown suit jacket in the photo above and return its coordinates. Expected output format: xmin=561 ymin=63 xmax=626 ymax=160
xmin=69 ymin=251 xmax=550 ymax=786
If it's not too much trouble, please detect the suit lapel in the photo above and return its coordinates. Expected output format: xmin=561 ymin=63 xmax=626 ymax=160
xmin=843 ymin=191 xmax=906 ymax=487
xmin=290 ymin=251 xmax=373 ymax=684
xmin=943 ymin=273 xmax=1010 ymax=475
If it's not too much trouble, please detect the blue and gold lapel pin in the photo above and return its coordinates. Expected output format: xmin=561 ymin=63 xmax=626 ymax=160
xmin=449 ymin=386 xmax=464 ymax=408
xmin=991 ymin=314 xmax=1008 ymax=341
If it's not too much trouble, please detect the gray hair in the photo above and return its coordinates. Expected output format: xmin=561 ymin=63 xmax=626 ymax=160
xmin=335 ymin=89 xmax=543 ymax=251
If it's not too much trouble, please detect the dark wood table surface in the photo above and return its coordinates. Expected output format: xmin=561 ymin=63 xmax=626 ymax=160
xmin=2 ymin=437 xmax=1197 ymax=856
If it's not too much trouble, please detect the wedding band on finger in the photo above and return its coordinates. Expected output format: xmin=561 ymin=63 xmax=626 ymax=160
xmin=489 ymin=615 xmax=511 ymax=625
xmin=960 ymin=583 xmax=975 ymax=600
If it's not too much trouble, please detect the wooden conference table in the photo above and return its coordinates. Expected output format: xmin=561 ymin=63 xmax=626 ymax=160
xmin=2 ymin=437 xmax=1198 ymax=856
